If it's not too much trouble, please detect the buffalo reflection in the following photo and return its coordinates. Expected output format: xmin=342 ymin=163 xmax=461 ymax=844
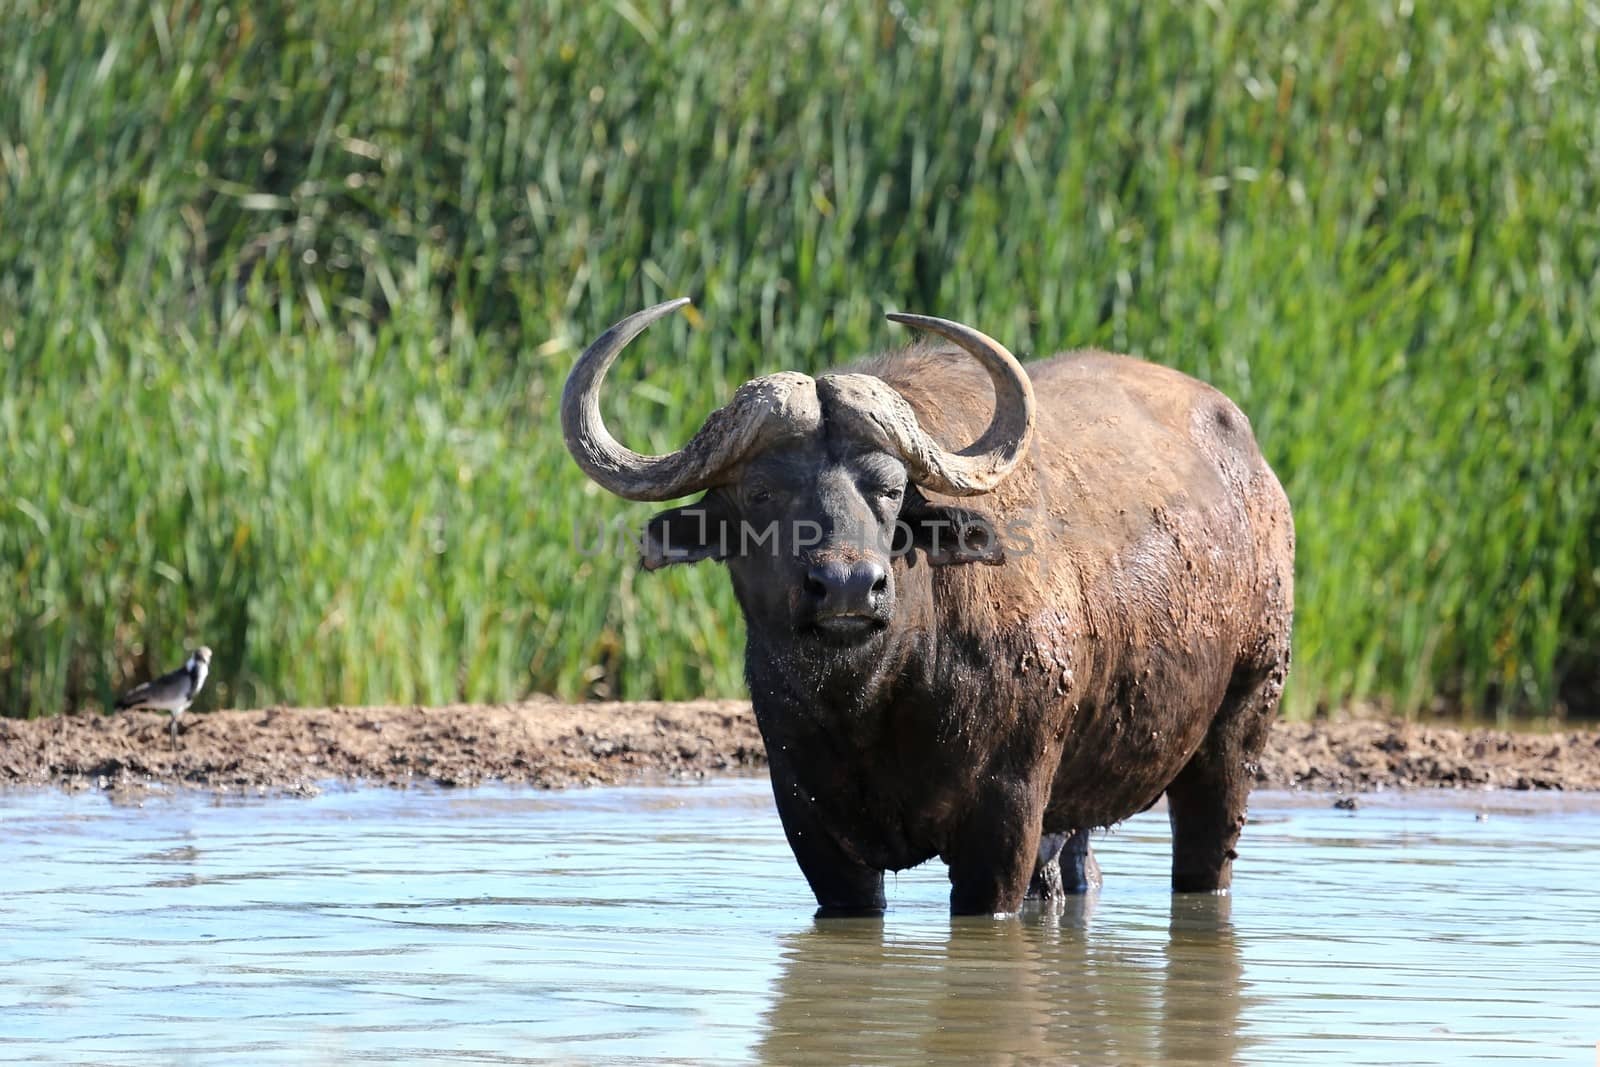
xmin=755 ymin=896 xmax=1246 ymax=1065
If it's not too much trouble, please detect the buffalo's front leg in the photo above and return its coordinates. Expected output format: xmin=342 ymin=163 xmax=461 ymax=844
xmin=945 ymin=778 xmax=1049 ymax=916
xmin=768 ymin=767 xmax=885 ymax=917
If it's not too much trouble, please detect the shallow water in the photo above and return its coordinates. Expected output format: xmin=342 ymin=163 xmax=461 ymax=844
xmin=2 ymin=780 xmax=1597 ymax=1065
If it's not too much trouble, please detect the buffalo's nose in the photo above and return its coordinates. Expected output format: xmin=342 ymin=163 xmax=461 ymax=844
xmin=804 ymin=559 xmax=890 ymax=615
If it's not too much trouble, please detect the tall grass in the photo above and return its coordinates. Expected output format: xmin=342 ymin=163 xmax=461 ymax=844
xmin=2 ymin=0 xmax=1596 ymax=719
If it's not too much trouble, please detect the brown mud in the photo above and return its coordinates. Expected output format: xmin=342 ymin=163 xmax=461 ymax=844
xmin=2 ymin=700 xmax=1597 ymax=796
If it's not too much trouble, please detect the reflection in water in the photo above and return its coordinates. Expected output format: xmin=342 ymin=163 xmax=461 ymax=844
xmin=758 ymin=895 xmax=1247 ymax=1066
xmin=1163 ymin=896 xmax=1242 ymax=1067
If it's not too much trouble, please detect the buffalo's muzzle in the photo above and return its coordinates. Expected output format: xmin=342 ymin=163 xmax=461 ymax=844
xmin=803 ymin=559 xmax=891 ymax=639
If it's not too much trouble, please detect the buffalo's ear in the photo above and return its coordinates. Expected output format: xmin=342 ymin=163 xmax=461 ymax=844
xmin=640 ymin=494 xmax=733 ymax=570
xmin=894 ymin=495 xmax=1006 ymax=566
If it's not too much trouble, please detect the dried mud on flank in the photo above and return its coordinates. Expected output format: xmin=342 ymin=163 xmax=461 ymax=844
xmin=2 ymin=701 xmax=1598 ymax=796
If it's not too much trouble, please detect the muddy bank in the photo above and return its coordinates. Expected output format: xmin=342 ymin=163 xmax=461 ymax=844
xmin=0 ymin=700 xmax=764 ymax=796
xmin=1257 ymin=719 xmax=1600 ymax=792
xmin=1 ymin=701 xmax=1597 ymax=795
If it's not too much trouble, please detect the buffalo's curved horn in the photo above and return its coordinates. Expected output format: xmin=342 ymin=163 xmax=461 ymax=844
xmin=822 ymin=314 xmax=1035 ymax=496
xmin=561 ymin=299 xmax=822 ymax=501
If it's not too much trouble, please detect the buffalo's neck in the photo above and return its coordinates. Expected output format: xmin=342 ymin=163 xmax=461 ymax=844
xmin=743 ymin=625 xmax=927 ymax=737
xmin=742 ymin=584 xmax=1011 ymax=870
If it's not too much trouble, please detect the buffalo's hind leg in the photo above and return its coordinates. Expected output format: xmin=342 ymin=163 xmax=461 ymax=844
xmin=1026 ymin=830 xmax=1101 ymax=902
xmin=1027 ymin=834 xmax=1066 ymax=901
xmin=1061 ymin=830 xmax=1101 ymax=893
xmin=1166 ymin=657 xmax=1286 ymax=893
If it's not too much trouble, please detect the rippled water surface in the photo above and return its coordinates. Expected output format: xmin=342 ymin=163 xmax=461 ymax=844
xmin=3 ymin=779 xmax=1598 ymax=1064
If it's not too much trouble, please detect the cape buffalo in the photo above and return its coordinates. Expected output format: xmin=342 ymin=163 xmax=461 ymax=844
xmin=562 ymin=299 xmax=1294 ymax=916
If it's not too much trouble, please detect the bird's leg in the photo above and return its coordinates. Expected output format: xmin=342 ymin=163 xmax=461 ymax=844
xmin=170 ymin=713 xmax=180 ymax=752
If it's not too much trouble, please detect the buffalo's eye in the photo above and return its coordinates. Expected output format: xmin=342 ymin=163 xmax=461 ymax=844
xmin=746 ymin=487 xmax=774 ymax=506
xmin=879 ymin=486 xmax=904 ymax=504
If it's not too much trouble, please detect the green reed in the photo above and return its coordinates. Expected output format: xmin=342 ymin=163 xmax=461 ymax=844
xmin=2 ymin=0 xmax=1595 ymax=719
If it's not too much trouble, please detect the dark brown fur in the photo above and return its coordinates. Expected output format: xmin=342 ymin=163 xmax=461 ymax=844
xmin=644 ymin=345 xmax=1293 ymax=915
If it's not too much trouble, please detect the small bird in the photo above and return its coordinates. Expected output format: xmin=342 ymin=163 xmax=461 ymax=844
xmin=116 ymin=646 xmax=212 ymax=751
